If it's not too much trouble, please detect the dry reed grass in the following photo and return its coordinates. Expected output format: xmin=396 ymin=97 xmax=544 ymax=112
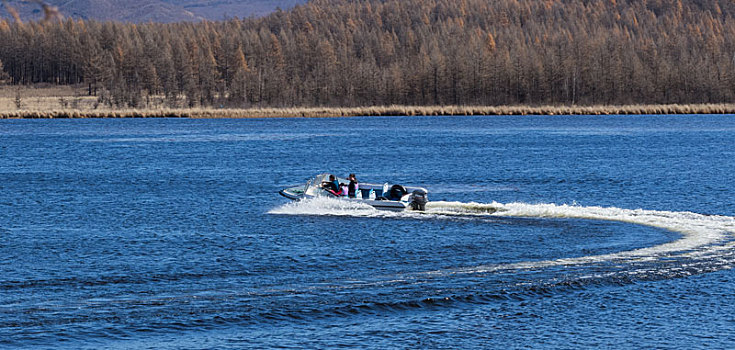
xmin=2 ymin=103 xmax=735 ymax=119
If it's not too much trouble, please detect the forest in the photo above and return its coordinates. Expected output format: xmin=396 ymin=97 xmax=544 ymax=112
xmin=1 ymin=0 xmax=735 ymax=109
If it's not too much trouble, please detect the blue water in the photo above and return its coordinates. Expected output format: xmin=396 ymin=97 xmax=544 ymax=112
xmin=1 ymin=115 xmax=734 ymax=349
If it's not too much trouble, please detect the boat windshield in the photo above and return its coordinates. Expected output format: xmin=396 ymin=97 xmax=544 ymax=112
xmin=304 ymin=173 xmax=349 ymax=197
xmin=304 ymin=173 xmax=329 ymax=196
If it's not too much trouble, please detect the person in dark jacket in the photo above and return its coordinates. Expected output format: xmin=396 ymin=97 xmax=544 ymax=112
xmin=347 ymin=173 xmax=359 ymax=198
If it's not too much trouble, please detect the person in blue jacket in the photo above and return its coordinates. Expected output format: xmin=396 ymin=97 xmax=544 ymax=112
xmin=321 ymin=174 xmax=342 ymax=196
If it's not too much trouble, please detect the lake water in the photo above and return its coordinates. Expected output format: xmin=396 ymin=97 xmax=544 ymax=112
xmin=1 ymin=115 xmax=734 ymax=349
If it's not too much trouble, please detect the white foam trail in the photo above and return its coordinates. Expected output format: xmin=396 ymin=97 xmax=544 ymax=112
xmin=270 ymin=199 xmax=735 ymax=272
xmin=269 ymin=197 xmax=387 ymax=217
xmin=426 ymin=201 xmax=735 ymax=274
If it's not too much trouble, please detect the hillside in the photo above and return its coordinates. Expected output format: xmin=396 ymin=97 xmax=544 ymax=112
xmin=2 ymin=0 xmax=735 ymax=109
xmin=161 ymin=0 xmax=305 ymax=20
xmin=0 ymin=0 xmax=303 ymax=22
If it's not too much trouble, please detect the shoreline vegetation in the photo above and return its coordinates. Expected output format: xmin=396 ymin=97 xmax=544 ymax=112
xmin=2 ymin=85 xmax=734 ymax=119
xmin=3 ymin=104 xmax=735 ymax=119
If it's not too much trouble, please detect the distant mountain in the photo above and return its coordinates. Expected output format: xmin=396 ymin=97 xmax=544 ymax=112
xmin=160 ymin=0 xmax=304 ymax=20
xmin=0 ymin=0 xmax=304 ymax=22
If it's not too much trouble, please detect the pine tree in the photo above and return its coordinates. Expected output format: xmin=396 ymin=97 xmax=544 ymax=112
xmin=229 ymin=46 xmax=250 ymax=104
xmin=0 ymin=58 xmax=9 ymax=83
xmin=198 ymin=44 xmax=219 ymax=106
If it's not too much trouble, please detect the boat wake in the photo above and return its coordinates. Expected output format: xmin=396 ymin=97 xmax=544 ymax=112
xmin=264 ymin=198 xmax=735 ymax=321
xmin=422 ymin=201 xmax=735 ymax=283
xmin=270 ymin=198 xmax=735 ymax=275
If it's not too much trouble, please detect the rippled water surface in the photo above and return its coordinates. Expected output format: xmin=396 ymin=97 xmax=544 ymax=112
xmin=1 ymin=115 xmax=734 ymax=349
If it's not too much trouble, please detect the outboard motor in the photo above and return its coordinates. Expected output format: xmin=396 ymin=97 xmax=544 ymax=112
xmin=408 ymin=189 xmax=428 ymax=211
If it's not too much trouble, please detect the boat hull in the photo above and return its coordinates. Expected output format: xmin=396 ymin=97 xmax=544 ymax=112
xmin=279 ymin=186 xmax=414 ymax=211
xmin=278 ymin=188 xmax=303 ymax=201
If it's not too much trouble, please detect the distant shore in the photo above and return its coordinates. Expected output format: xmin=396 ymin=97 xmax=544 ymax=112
xmin=2 ymin=104 xmax=735 ymax=119
xmin=2 ymin=85 xmax=735 ymax=118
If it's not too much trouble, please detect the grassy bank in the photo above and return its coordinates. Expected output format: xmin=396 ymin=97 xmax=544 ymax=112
xmin=2 ymin=104 xmax=735 ymax=119
xmin=3 ymin=85 xmax=735 ymax=118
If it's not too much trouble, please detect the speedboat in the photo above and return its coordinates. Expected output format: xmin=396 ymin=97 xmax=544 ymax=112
xmin=279 ymin=173 xmax=429 ymax=211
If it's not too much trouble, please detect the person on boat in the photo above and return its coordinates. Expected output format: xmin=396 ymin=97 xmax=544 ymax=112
xmin=321 ymin=174 xmax=342 ymax=196
xmin=347 ymin=173 xmax=359 ymax=198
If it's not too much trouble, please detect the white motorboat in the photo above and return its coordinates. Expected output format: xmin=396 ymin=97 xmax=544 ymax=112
xmin=279 ymin=173 xmax=429 ymax=211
